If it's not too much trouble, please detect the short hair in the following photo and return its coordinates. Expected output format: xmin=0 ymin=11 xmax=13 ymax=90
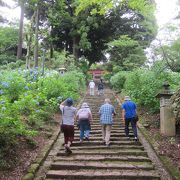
xmin=104 ymin=98 xmax=110 ymax=103
xmin=66 ymin=98 xmax=73 ymax=106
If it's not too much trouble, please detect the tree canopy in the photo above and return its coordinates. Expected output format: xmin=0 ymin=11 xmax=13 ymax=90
xmin=0 ymin=0 xmax=157 ymax=69
xmin=44 ymin=0 xmax=157 ymax=67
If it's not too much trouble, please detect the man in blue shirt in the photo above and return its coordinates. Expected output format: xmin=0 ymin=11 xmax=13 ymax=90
xmin=121 ymin=96 xmax=138 ymax=140
xmin=99 ymin=98 xmax=116 ymax=146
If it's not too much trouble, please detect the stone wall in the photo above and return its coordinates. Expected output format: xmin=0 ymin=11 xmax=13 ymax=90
xmin=170 ymin=89 xmax=180 ymax=125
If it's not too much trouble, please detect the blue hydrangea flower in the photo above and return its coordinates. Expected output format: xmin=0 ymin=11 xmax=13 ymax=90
xmin=1 ymin=107 xmax=6 ymax=111
xmin=0 ymin=90 xmax=4 ymax=95
xmin=24 ymin=86 xmax=29 ymax=90
xmin=0 ymin=100 xmax=5 ymax=104
xmin=1 ymin=82 xmax=9 ymax=88
xmin=33 ymin=100 xmax=39 ymax=105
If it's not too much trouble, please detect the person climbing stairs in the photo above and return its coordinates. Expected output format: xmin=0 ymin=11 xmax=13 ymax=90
xmin=45 ymin=88 xmax=160 ymax=179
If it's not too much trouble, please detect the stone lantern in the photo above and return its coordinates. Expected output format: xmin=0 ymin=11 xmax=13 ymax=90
xmin=58 ymin=67 xmax=67 ymax=76
xmin=156 ymin=82 xmax=175 ymax=136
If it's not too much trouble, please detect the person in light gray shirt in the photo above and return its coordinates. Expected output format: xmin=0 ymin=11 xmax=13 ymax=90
xmin=60 ymin=98 xmax=76 ymax=154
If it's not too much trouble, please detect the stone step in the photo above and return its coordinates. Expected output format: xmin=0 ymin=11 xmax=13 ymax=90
xmin=73 ymin=135 xmax=134 ymax=139
xmin=57 ymin=151 xmax=148 ymax=156
xmin=74 ymin=133 xmax=135 ymax=138
xmin=46 ymin=169 xmax=160 ymax=179
xmin=74 ymin=127 xmax=129 ymax=131
xmin=74 ymin=130 xmax=133 ymax=134
xmin=54 ymin=155 xmax=151 ymax=162
xmin=43 ymin=90 xmax=160 ymax=180
xmin=73 ymin=137 xmax=137 ymax=141
xmin=71 ymin=141 xmax=141 ymax=146
xmin=90 ymin=121 xmax=123 ymax=124
xmin=60 ymin=145 xmax=144 ymax=150
xmin=50 ymin=161 xmax=154 ymax=171
xmin=82 ymin=124 xmax=122 ymax=127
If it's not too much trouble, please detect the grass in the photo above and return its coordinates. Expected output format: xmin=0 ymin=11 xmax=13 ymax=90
xmin=139 ymin=123 xmax=179 ymax=180
xmin=159 ymin=156 xmax=180 ymax=180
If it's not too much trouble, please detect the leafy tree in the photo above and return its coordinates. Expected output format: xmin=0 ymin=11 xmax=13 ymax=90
xmin=47 ymin=0 xmax=156 ymax=66
xmin=107 ymin=35 xmax=146 ymax=70
xmin=158 ymin=39 xmax=180 ymax=72
xmin=0 ymin=0 xmax=9 ymax=23
xmin=76 ymin=0 xmax=155 ymax=17
xmin=24 ymin=0 xmax=55 ymax=67
xmin=149 ymin=0 xmax=180 ymax=72
xmin=0 ymin=27 xmax=18 ymax=54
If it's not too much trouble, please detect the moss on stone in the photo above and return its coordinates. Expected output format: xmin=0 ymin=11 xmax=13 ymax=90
xmin=22 ymin=173 xmax=34 ymax=180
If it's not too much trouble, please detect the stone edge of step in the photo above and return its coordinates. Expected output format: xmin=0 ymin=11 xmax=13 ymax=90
xmin=137 ymin=123 xmax=175 ymax=180
xmin=21 ymin=128 xmax=60 ymax=180
xmin=21 ymin=92 xmax=87 ymax=180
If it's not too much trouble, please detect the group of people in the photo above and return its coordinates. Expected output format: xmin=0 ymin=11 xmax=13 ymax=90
xmin=60 ymin=95 xmax=138 ymax=155
xmin=89 ymin=79 xmax=104 ymax=96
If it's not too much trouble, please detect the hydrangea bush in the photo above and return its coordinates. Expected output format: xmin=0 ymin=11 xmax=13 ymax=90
xmin=0 ymin=68 xmax=85 ymax=166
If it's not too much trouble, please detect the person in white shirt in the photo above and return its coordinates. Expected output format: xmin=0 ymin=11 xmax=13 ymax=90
xmin=59 ymin=98 xmax=76 ymax=154
xmin=89 ymin=80 xmax=95 ymax=96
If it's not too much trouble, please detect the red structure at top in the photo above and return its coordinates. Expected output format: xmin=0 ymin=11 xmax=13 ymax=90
xmin=88 ymin=69 xmax=105 ymax=81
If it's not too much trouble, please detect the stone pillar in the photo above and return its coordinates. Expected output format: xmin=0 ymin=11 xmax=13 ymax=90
xmin=58 ymin=67 xmax=67 ymax=76
xmin=156 ymin=82 xmax=175 ymax=136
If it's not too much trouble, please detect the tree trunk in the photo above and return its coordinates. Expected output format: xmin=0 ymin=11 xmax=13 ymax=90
xmin=73 ymin=37 xmax=79 ymax=59
xmin=17 ymin=1 xmax=24 ymax=59
xmin=34 ymin=6 xmax=39 ymax=68
xmin=50 ymin=45 xmax=53 ymax=59
xmin=49 ymin=27 xmax=53 ymax=59
xmin=26 ymin=33 xmax=32 ymax=69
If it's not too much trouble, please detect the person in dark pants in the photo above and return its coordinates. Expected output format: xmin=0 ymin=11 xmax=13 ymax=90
xmin=97 ymin=80 xmax=104 ymax=95
xmin=121 ymin=96 xmax=138 ymax=141
xmin=76 ymin=102 xmax=93 ymax=142
xmin=60 ymin=98 xmax=76 ymax=154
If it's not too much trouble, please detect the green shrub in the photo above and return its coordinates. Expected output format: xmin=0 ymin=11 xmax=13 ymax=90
xmin=110 ymin=68 xmax=179 ymax=112
xmin=0 ymin=55 xmax=16 ymax=65
xmin=0 ymin=68 xmax=85 ymax=168
xmin=103 ymin=73 xmax=113 ymax=82
xmin=110 ymin=71 xmax=127 ymax=90
xmin=0 ymin=71 xmax=26 ymax=102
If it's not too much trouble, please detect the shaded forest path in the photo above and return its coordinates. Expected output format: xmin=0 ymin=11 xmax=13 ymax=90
xmin=34 ymin=87 xmax=172 ymax=180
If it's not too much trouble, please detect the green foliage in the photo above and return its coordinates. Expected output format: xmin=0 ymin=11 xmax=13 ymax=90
xmin=107 ymin=35 xmax=146 ymax=70
xmin=103 ymin=73 xmax=112 ymax=82
xmin=155 ymin=38 xmax=180 ymax=72
xmin=127 ymin=0 xmax=155 ymax=17
xmin=0 ymin=55 xmax=17 ymax=65
xmin=14 ymin=93 xmax=40 ymax=116
xmin=49 ymin=51 xmax=77 ymax=71
xmin=0 ymin=27 xmax=18 ymax=53
xmin=110 ymin=68 xmax=180 ymax=112
xmin=0 ymin=68 xmax=85 ymax=167
xmin=76 ymin=0 xmax=154 ymax=17
xmin=110 ymin=71 xmax=127 ymax=90
xmin=47 ymin=0 xmax=156 ymax=66
xmin=0 ymin=71 xmax=26 ymax=102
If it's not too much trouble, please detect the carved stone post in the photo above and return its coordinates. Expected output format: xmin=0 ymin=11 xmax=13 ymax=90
xmin=156 ymin=82 xmax=175 ymax=136
xmin=58 ymin=67 xmax=67 ymax=76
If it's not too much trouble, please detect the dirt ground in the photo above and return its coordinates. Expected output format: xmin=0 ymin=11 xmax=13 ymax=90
xmin=0 ymin=109 xmax=179 ymax=180
xmin=0 ymin=114 xmax=60 ymax=180
xmin=139 ymin=108 xmax=180 ymax=172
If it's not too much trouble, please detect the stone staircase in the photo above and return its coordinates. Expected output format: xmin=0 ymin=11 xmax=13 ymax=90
xmin=45 ymin=88 xmax=160 ymax=179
